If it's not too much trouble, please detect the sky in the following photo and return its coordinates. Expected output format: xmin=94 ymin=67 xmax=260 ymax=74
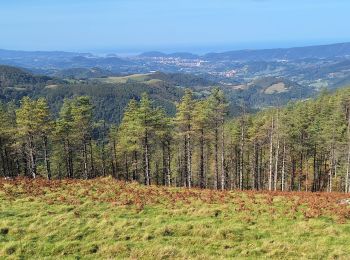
xmin=0 ymin=0 xmax=350 ymax=54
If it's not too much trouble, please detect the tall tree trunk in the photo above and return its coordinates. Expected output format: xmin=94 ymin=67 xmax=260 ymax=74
xmin=101 ymin=141 xmax=106 ymax=177
xmin=162 ymin=142 xmax=167 ymax=186
xmin=329 ymin=148 xmax=334 ymax=193
xmin=268 ymin=116 xmax=274 ymax=191
xmin=306 ymin=159 xmax=309 ymax=192
xmin=187 ymin=131 xmax=192 ymax=188
xmin=321 ymin=157 xmax=326 ymax=191
xmin=299 ymin=152 xmax=303 ymax=191
xmin=259 ymin=146 xmax=263 ymax=190
xmin=246 ymin=152 xmax=250 ymax=189
xmin=69 ymin=147 xmax=74 ymax=178
xmin=144 ymin=131 xmax=151 ymax=186
xmin=239 ymin=121 xmax=245 ymax=190
xmin=101 ymin=122 xmax=107 ymax=177
xmin=83 ymin=141 xmax=88 ymax=179
xmin=112 ymin=139 xmax=117 ymax=178
xmin=64 ymin=141 xmax=70 ymax=178
xmin=205 ymin=142 xmax=210 ymax=189
xmin=177 ymin=145 xmax=182 ymax=188
xmin=21 ymin=144 xmax=28 ymax=177
xmin=229 ymin=144 xmax=235 ymax=190
xmin=15 ymin=157 xmax=20 ymax=177
xmin=221 ymin=120 xmax=226 ymax=190
xmin=291 ymin=158 xmax=296 ymax=191
xmin=43 ymin=136 xmax=51 ymax=180
xmin=124 ymin=153 xmax=129 ymax=181
xmin=89 ymin=139 xmax=95 ymax=178
xmin=329 ymin=158 xmax=333 ymax=193
xmin=253 ymin=141 xmax=257 ymax=190
xmin=346 ymin=143 xmax=350 ymax=193
xmin=234 ymin=145 xmax=239 ymax=189
xmin=274 ymin=113 xmax=279 ymax=191
xmin=167 ymin=140 xmax=171 ymax=186
xmin=214 ymin=123 xmax=219 ymax=189
xmin=183 ymin=136 xmax=188 ymax=187
xmin=312 ymin=145 xmax=317 ymax=192
xmin=346 ymin=112 xmax=350 ymax=192
xmin=281 ymin=140 xmax=286 ymax=191
xmin=133 ymin=151 xmax=138 ymax=181
xmin=155 ymin=161 xmax=159 ymax=185
xmin=29 ymin=136 xmax=37 ymax=179
xmin=0 ymin=138 xmax=6 ymax=177
xmin=4 ymin=147 xmax=11 ymax=177
xmin=67 ymin=140 xmax=74 ymax=178
xmin=199 ymin=128 xmax=205 ymax=188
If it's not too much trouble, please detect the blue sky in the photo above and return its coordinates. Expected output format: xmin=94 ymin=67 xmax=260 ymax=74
xmin=0 ymin=0 xmax=349 ymax=54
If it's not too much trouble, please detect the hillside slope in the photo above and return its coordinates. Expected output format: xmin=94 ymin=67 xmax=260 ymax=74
xmin=0 ymin=65 xmax=52 ymax=87
xmin=1 ymin=178 xmax=350 ymax=259
xmin=204 ymin=42 xmax=350 ymax=61
xmin=0 ymin=66 xmax=184 ymax=123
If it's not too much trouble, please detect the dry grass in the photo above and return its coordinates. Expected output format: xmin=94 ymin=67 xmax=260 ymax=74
xmin=1 ymin=177 xmax=350 ymax=259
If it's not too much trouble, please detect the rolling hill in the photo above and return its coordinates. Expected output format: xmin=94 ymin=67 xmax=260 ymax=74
xmin=203 ymin=42 xmax=350 ymax=61
xmin=0 ymin=66 xmax=183 ymax=123
xmin=0 ymin=65 xmax=52 ymax=87
xmin=0 ymin=65 xmax=320 ymax=121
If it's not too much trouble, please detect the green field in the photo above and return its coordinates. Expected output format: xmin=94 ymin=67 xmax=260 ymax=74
xmin=1 ymin=178 xmax=350 ymax=259
xmin=95 ymin=74 xmax=163 ymax=85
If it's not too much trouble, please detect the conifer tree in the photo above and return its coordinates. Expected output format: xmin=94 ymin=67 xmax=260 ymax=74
xmin=208 ymin=88 xmax=229 ymax=190
xmin=53 ymin=99 xmax=75 ymax=178
xmin=16 ymin=97 xmax=52 ymax=179
xmin=175 ymin=89 xmax=195 ymax=188
xmin=192 ymin=99 xmax=213 ymax=188
xmin=117 ymin=99 xmax=142 ymax=181
xmin=71 ymin=97 xmax=93 ymax=179
xmin=0 ymin=103 xmax=15 ymax=177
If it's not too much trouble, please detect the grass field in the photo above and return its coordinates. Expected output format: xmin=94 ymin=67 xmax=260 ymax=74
xmin=1 ymin=178 xmax=350 ymax=259
xmin=95 ymin=74 xmax=163 ymax=85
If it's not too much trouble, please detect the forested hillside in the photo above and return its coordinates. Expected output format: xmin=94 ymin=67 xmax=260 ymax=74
xmin=0 ymin=65 xmax=185 ymax=123
xmin=1 ymin=86 xmax=350 ymax=192
xmin=0 ymin=65 xmax=52 ymax=87
xmin=222 ymin=76 xmax=312 ymax=109
xmin=0 ymin=65 xmax=316 ymax=123
xmin=1 ymin=65 xmax=257 ymax=123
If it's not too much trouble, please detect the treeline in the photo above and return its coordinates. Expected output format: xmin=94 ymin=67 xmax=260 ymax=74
xmin=1 ymin=87 xmax=350 ymax=192
xmin=0 ymin=65 xmax=52 ymax=87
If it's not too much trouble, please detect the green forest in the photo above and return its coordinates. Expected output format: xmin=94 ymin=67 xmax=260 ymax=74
xmin=1 ymin=86 xmax=350 ymax=193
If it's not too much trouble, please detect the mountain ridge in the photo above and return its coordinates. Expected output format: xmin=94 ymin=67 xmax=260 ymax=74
xmin=138 ymin=42 xmax=350 ymax=61
xmin=2 ymin=41 xmax=350 ymax=60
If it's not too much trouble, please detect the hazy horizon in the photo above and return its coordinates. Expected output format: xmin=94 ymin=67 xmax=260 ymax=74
xmin=2 ymin=39 xmax=350 ymax=57
xmin=1 ymin=0 xmax=350 ymax=55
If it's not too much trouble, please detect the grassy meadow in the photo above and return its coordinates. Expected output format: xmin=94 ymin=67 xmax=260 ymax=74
xmin=1 ymin=177 xmax=350 ymax=259
xmin=95 ymin=74 xmax=163 ymax=85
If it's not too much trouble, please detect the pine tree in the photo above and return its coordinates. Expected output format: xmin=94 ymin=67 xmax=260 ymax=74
xmin=53 ymin=99 xmax=75 ymax=178
xmin=175 ymin=90 xmax=195 ymax=188
xmin=71 ymin=96 xmax=94 ymax=179
xmin=208 ymin=88 xmax=229 ymax=190
xmin=16 ymin=97 xmax=52 ymax=179
xmin=192 ymin=99 xmax=213 ymax=188
xmin=138 ymin=93 xmax=156 ymax=185
xmin=16 ymin=97 xmax=36 ymax=178
xmin=108 ymin=125 xmax=119 ymax=178
xmin=117 ymin=99 xmax=142 ymax=181
xmin=34 ymin=98 xmax=52 ymax=179
xmin=0 ymin=103 xmax=15 ymax=177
